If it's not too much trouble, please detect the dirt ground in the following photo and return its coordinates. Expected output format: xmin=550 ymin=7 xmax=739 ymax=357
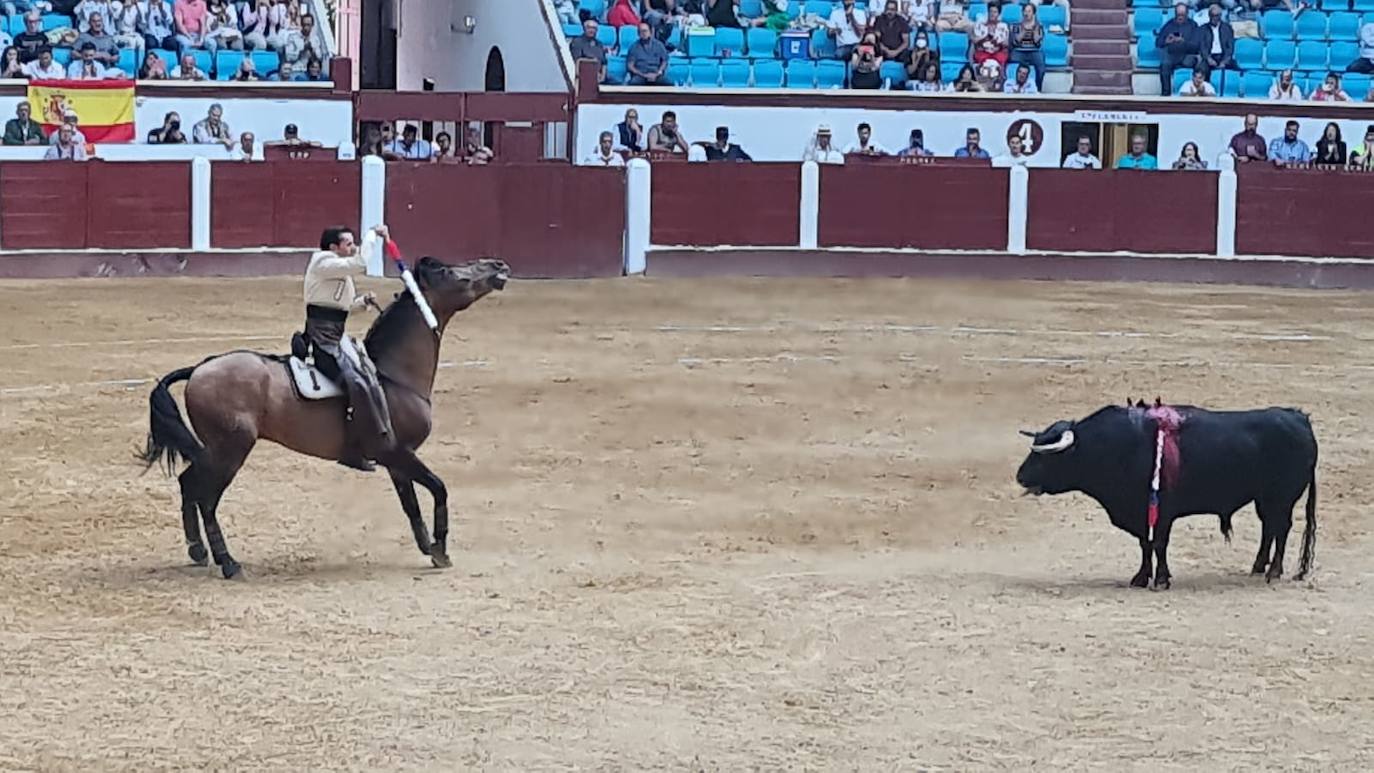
xmin=2 ymin=274 xmax=1373 ymax=771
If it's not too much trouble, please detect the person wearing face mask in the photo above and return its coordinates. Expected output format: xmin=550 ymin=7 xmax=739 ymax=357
xmin=905 ymin=29 xmax=936 ymax=81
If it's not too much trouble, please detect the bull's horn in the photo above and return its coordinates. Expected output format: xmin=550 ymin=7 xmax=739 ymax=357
xmin=1031 ymin=430 xmax=1075 ymax=454
xmin=1018 ymin=429 xmax=1036 ymax=438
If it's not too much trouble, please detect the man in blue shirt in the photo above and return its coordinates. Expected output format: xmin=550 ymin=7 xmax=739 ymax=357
xmin=626 ymin=22 xmax=671 ymax=86
xmin=1116 ymin=134 xmax=1159 ymax=169
xmin=1268 ymin=120 xmax=1313 ymax=165
xmin=952 ymin=128 xmax=991 ymax=159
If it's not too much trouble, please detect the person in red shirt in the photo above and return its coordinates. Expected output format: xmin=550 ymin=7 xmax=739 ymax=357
xmin=607 ymin=0 xmax=641 ymax=28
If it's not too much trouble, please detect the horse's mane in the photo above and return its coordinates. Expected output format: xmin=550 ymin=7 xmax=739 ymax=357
xmin=363 ymin=291 xmax=422 ymax=358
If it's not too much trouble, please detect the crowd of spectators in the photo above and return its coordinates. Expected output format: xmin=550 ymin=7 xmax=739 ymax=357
xmin=357 ymin=121 xmax=497 ymax=165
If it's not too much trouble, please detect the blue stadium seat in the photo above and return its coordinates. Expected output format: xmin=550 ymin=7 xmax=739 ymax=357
xmin=714 ymin=27 xmax=745 ymax=56
xmin=810 ymin=27 xmax=836 ymax=58
xmin=52 ymin=47 xmax=72 ymax=66
xmin=1137 ymin=38 xmax=1161 ymax=68
xmin=117 ymin=47 xmax=138 ymax=76
xmin=595 ymin=25 xmax=616 ymax=48
xmin=1345 ymin=72 xmax=1371 ymax=96
xmin=151 ymin=48 xmax=177 ymax=71
xmin=1172 ymin=68 xmax=1191 ymax=94
xmin=746 ymin=28 xmax=778 ymax=58
xmin=1317 ymin=0 xmax=1346 ymax=9
xmin=562 ymin=23 xmax=583 ymax=38
xmin=190 ymin=49 xmax=213 ymax=75
xmin=740 ymin=0 xmax=765 ymax=15
xmin=880 ymin=60 xmax=907 ymax=88
xmin=1214 ymin=68 xmax=1241 ymax=97
xmin=754 ymin=58 xmax=785 ymax=87
xmin=1043 ymin=32 xmax=1069 ymax=67
xmin=665 ymin=58 xmax=690 ymax=85
xmin=618 ymin=25 xmax=637 ymax=51
xmin=215 ymin=51 xmax=245 ymax=79
xmin=250 ymin=50 xmax=281 ymax=77
xmin=1331 ymin=41 xmax=1361 ymax=68
xmin=1234 ymin=38 xmax=1263 ymax=69
xmin=1241 ymin=70 xmax=1273 ymax=97
xmin=5 ymin=16 xmax=21 ymax=35
xmin=1040 ymin=5 xmax=1068 ymax=27
xmin=938 ymin=31 xmax=969 ymax=60
xmin=720 ymin=58 xmax=751 ymax=86
xmin=690 ymin=59 xmax=721 ymax=87
xmin=606 ymin=54 xmax=627 ymax=84
xmin=815 ymin=59 xmax=847 ymax=87
xmin=42 ymin=14 xmax=73 ymax=31
xmin=686 ymin=27 xmax=716 ymax=57
xmin=1356 ymin=0 xmax=1374 ymax=11
xmin=940 ymin=60 xmax=965 ymax=81
xmin=1262 ymin=10 xmax=1295 ymax=38
xmin=969 ymin=3 xmax=988 ymax=21
xmin=1295 ymin=11 xmax=1328 ymax=39
xmin=785 ymin=59 xmax=817 ymax=88
xmin=1296 ymin=40 xmax=1329 ymax=70
xmin=1002 ymin=4 xmax=1023 ymax=24
xmin=1265 ymin=39 xmax=1296 ymax=69
xmin=804 ymin=0 xmax=833 ymax=17
xmin=785 ymin=0 xmax=803 ymax=19
xmin=1329 ymin=11 xmax=1362 ymax=38
xmin=1134 ymin=8 xmax=1165 ymax=37
xmin=578 ymin=0 xmax=606 ymax=18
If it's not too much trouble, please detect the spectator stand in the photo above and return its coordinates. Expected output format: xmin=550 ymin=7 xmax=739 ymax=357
xmin=354 ymin=89 xmax=573 ymax=163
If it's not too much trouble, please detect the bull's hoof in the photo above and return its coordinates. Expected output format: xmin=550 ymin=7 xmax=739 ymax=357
xmin=188 ymin=543 xmax=209 ymax=567
xmin=1265 ymin=567 xmax=1283 ymax=584
xmin=1251 ymin=563 xmax=1267 ymax=576
xmin=430 ymin=549 xmax=452 ymax=569
xmin=221 ymin=560 xmax=243 ymax=580
xmin=1152 ymin=575 xmax=1171 ymax=590
xmin=1130 ymin=571 xmax=1150 ymax=588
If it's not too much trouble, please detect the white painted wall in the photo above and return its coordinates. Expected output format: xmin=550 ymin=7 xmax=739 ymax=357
xmin=395 ymin=0 xmax=568 ymax=92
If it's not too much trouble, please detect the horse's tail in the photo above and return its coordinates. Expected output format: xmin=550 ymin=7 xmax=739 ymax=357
xmin=138 ymin=366 xmax=204 ymax=476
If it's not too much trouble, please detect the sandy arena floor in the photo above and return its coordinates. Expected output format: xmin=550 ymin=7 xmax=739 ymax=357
xmin=2 ymin=275 xmax=1373 ymax=771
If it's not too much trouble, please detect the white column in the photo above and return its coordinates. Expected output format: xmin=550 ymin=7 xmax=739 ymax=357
xmin=624 ymin=158 xmax=651 ymax=275
xmin=1006 ymin=164 xmax=1029 ymax=255
xmin=799 ymin=161 xmax=819 ymax=249
xmin=190 ymin=157 xmax=211 ymax=251
xmin=1216 ymin=154 xmax=1237 ymax=258
xmin=361 ymin=155 xmax=387 ymax=277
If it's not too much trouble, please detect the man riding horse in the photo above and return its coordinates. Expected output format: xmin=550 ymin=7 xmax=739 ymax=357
xmin=301 ymin=224 xmax=392 ymax=472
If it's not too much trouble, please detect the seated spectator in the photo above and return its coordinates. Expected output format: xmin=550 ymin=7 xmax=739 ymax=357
xmin=802 ymin=124 xmax=844 ymax=164
xmin=1313 ymin=122 xmax=1346 ymax=166
xmin=898 ymin=128 xmax=933 ymax=157
xmin=1115 ymin=134 xmax=1158 ymax=169
xmin=1062 ymin=136 xmax=1102 ymax=169
xmin=14 ymin=13 xmax=47 ymax=63
xmin=463 ymin=124 xmax=494 ymax=165
xmin=1 ymin=46 xmax=24 ymax=78
xmin=76 ymin=0 xmax=115 ymax=33
xmin=387 ymin=123 xmax=432 ymax=160
xmin=569 ymin=18 xmax=607 ymax=83
xmin=904 ymin=0 xmax=936 ymax=32
xmin=230 ymin=130 xmax=255 ymax=160
xmin=359 ymin=125 xmax=390 ymax=158
xmin=1268 ymin=120 xmax=1312 ymax=166
xmin=906 ymin=30 xmax=936 ymax=81
xmin=607 ymin=0 xmax=641 ymax=28
xmin=954 ymin=127 xmax=990 ymax=158
xmin=137 ymin=51 xmax=167 ymax=79
xmin=1228 ymin=114 xmax=1266 ymax=163
xmin=1310 ymin=72 xmax=1350 ymax=102
xmin=3 ymin=102 xmax=44 ymax=145
xmin=266 ymin=122 xmax=321 ymax=148
xmin=828 ymin=0 xmax=868 ymax=61
xmin=1268 ymin=69 xmax=1302 ymax=101
xmin=1197 ymin=4 xmax=1233 ymax=74
xmin=284 ymin=11 xmax=327 ymax=78
xmin=241 ymin=0 xmax=271 ymax=51
xmin=193 ymin=103 xmax=234 ymax=148
xmin=429 ymin=131 xmax=457 ymax=162
xmin=171 ymin=52 xmax=207 ymax=80
xmin=1156 ymin=4 xmax=1198 ymax=97
xmin=845 ymin=122 xmax=888 ymax=155
xmin=140 ymin=0 xmax=177 ymax=54
xmin=1171 ymin=141 xmax=1208 ymax=170
xmin=49 ymin=110 xmax=86 ymax=146
xmin=45 ymin=123 xmax=87 ymax=160
xmin=1009 ymin=3 xmax=1045 ymax=91
xmin=232 ymin=56 xmax=260 ymax=80
xmin=175 ymin=0 xmax=213 ymax=55
xmin=910 ymin=60 xmax=944 ymax=92
xmin=148 ymin=111 xmax=186 ymax=143
xmin=706 ymin=0 xmax=740 ymax=28
xmin=1350 ymin=20 xmax=1373 ymax=74
xmin=23 ymin=47 xmax=63 ymax=78
xmin=1349 ymin=125 xmax=1374 ymax=170
xmin=975 ymin=58 xmax=1003 ymax=91
xmin=1004 ymin=63 xmax=1038 ymax=94
xmin=936 ymin=0 xmax=973 ymax=32
xmin=615 ymin=108 xmax=644 ymax=152
xmin=206 ymin=0 xmax=245 ymax=52
xmin=704 ymin=126 xmax=751 ymax=161
xmin=585 ymin=130 xmax=625 ymax=166
xmin=850 ymin=33 xmax=883 ymax=89
xmin=994 ymin=134 xmax=1031 ymax=166
xmin=112 ymin=0 xmax=143 ymax=57
xmin=625 ymin=23 xmax=671 ymax=86
xmin=268 ymin=0 xmax=303 ymax=53
xmin=1178 ymin=66 xmax=1216 ymax=96
xmin=68 ymin=43 xmax=112 ymax=79
xmin=874 ymin=1 xmax=912 ymax=66
xmin=972 ymin=4 xmax=1009 ymax=68
xmin=647 ymin=110 xmax=689 ymax=153
xmin=555 ymin=0 xmax=577 ymax=25
xmin=75 ymin=13 xmax=121 ymax=70
xmin=951 ymin=63 xmax=984 ymax=92
xmin=752 ymin=0 xmax=790 ymax=32
xmin=292 ymin=57 xmax=326 ymax=81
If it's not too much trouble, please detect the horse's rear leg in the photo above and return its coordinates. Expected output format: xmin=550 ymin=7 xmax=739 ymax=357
xmin=178 ymin=468 xmax=209 ymax=566
xmin=199 ymin=442 xmax=253 ymax=580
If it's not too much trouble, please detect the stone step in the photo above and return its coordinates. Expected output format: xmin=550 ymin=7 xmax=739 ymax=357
xmin=1073 ymin=84 xmax=1136 ymax=94
xmin=1072 ymin=8 xmax=1129 ymax=26
xmin=1069 ymin=22 xmax=1131 ymax=41
xmin=1072 ymin=39 xmax=1131 ymax=56
xmin=1073 ymin=69 xmax=1134 ymax=88
xmin=1069 ymin=0 xmax=1128 ymax=10
xmin=1073 ymin=54 xmax=1135 ymax=70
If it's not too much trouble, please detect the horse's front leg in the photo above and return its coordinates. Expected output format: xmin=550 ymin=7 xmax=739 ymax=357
xmin=387 ymin=467 xmax=433 ymax=558
xmin=389 ymin=453 xmax=451 ymax=569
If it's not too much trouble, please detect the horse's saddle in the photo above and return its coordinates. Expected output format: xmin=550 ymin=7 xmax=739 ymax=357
xmin=286 ymin=333 xmax=367 ymax=401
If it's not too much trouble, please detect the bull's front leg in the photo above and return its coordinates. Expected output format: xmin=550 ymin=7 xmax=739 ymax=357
xmin=1152 ymin=516 xmax=1175 ymax=590
xmin=1131 ymin=537 xmax=1152 ymax=588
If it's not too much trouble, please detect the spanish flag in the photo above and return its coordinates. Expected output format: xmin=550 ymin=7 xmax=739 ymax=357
xmin=28 ymin=79 xmax=136 ymax=143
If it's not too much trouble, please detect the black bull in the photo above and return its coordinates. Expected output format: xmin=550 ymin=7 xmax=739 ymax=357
xmin=1016 ymin=404 xmax=1317 ymax=589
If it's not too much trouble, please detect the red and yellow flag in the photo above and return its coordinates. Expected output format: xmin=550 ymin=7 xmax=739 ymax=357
xmin=27 ymin=79 xmax=136 ymax=143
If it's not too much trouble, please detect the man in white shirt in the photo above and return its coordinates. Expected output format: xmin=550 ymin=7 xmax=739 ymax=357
xmin=993 ymin=134 xmax=1032 ymax=167
xmin=828 ymin=0 xmax=868 ymax=61
xmin=387 ymin=123 xmax=433 ymax=160
xmin=1003 ymin=65 xmax=1038 ymax=94
xmin=804 ymin=124 xmax=845 ymax=164
xmin=229 ymin=131 xmax=257 ymax=161
xmin=1178 ymin=67 xmax=1216 ymax=97
xmin=1061 ymin=136 xmax=1102 ymax=169
xmin=1268 ymin=69 xmax=1303 ymax=101
xmin=48 ymin=110 xmax=87 ymax=147
xmin=1347 ymin=21 xmax=1374 ymax=74
xmin=45 ymin=124 xmax=88 ymax=161
xmin=584 ymin=130 xmax=627 ymax=166
xmin=844 ymin=122 xmax=889 ymax=155
xmin=23 ymin=48 xmax=66 ymax=79
xmin=67 ymin=43 xmax=110 ymax=79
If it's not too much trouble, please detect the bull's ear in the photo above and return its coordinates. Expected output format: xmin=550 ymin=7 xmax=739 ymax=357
xmin=1019 ymin=429 xmax=1036 ymax=438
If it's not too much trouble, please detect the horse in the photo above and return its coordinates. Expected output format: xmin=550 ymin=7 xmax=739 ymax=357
xmin=139 ymin=256 xmax=510 ymax=579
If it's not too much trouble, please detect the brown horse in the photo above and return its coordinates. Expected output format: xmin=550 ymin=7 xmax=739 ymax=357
xmin=139 ymin=256 xmax=510 ymax=579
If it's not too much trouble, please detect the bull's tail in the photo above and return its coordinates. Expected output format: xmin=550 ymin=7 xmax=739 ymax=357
xmin=1295 ymin=463 xmax=1317 ymax=581
xmin=137 ymin=366 xmax=204 ymax=476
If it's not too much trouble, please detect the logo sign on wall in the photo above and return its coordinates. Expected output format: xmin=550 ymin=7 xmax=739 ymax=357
xmin=1007 ymin=118 xmax=1045 ymax=155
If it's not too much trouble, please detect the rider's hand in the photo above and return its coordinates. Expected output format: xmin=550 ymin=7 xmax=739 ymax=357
xmin=372 ymin=224 xmax=390 ymax=239
xmin=359 ymin=291 xmax=378 ymax=308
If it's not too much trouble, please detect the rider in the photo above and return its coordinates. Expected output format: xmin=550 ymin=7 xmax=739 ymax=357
xmin=303 ymin=223 xmax=394 ymax=472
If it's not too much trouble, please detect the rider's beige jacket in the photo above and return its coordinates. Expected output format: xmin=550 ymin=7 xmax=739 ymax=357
xmin=303 ymin=231 xmax=380 ymax=311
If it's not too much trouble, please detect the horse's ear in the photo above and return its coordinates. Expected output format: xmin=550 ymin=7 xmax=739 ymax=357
xmin=416 ymin=256 xmax=443 ymax=271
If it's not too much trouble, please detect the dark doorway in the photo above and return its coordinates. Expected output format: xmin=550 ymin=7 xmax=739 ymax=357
xmin=484 ymin=47 xmax=506 ymax=92
xmin=361 ymin=0 xmax=397 ymax=89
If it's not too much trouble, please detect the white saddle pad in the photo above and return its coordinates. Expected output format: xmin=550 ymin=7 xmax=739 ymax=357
xmin=288 ymin=336 xmax=369 ymax=400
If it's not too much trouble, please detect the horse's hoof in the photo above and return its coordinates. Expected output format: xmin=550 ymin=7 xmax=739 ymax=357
xmin=1129 ymin=572 xmax=1150 ymax=588
xmin=221 ymin=561 xmax=243 ymax=580
xmin=1152 ymin=576 xmax=1171 ymax=590
xmin=430 ymin=550 xmax=452 ymax=569
xmin=188 ymin=544 xmax=209 ymax=567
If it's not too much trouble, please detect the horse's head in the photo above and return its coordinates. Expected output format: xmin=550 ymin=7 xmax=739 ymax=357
xmin=413 ymin=256 xmax=510 ymax=315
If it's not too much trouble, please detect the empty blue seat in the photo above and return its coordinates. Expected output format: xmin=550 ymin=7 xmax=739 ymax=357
xmin=746 ymin=28 xmax=778 ymax=58
xmin=1040 ymin=5 xmax=1068 ymax=27
xmin=940 ymin=60 xmax=965 ymax=81
xmin=665 ymin=58 xmax=690 ymax=85
xmin=785 ymin=0 xmax=803 ymax=19
xmin=1295 ymin=11 xmax=1328 ymax=39
xmin=1331 ymin=41 xmax=1361 ymax=68
xmin=1345 ymin=72 xmax=1371 ymax=96
xmin=754 ymin=59 xmax=785 ymax=87
xmin=1137 ymin=37 xmax=1161 ymax=68
xmin=1002 ymin=4 xmax=1023 ymax=23
xmin=117 ymin=47 xmax=138 ymax=76
xmin=1214 ymin=69 xmax=1242 ymax=96
xmin=618 ymin=25 xmax=637 ymax=50
xmin=815 ymin=59 xmax=847 ymax=87
xmin=5 ymin=16 xmax=22 ymax=35
xmin=1262 ymin=10 xmax=1295 ymax=38
xmin=1296 ymin=40 xmax=1329 ymax=70
xmin=785 ymin=59 xmax=816 ymax=87
xmin=1317 ymin=0 xmax=1346 ymax=9
xmin=578 ymin=0 xmax=606 ymax=17
xmin=42 ymin=14 xmax=73 ymax=31
xmin=720 ymin=58 xmax=751 ymax=86
xmin=689 ymin=59 xmax=720 ymax=87
xmin=1043 ymin=32 xmax=1069 ymax=67
xmin=740 ymin=0 xmax=765 ymax=15
xmin=810 ymin=27 xmax=836 ymax=58
xmin=1330 ymin=11 xmax=1362 ymax=37
xmin=714 ymin=27 xmax=745 ymax=56
xmin=215 ymin=51 xmax=245 ymax=79
xmin=1265 ymin=39 xmax=1296 ymax=69
xmin=1134 ymin=8 xmax=1164 ymax=37
xmin=1241 ymin=70 xmax=1273 ymax=97
xmin=250 ymin=50 xmax=281 ymax=76
xmin=190 ymin=49 xmax=213 ymax=74
xmin=969 ymin=3 xmax=988 ymax=21
xmin=1234 ymin=38 xmax=1263 ymax=69
xmin=938 ymin=31 xmax=969 ymax=59
xmin=1356 ymin=0 xmax=1374 ymax=10
xmin=606 ymin=54 xmax=627 ymax=83
xmin=1172 ymin=68 xmax=1191 ymax=94
xmin=596 ymin=25 xmax=616 ymax=47
xmin=562 ymin=23 xmax=583 ymax=38
xmin=803 ymin=0 xmax=833 ymax=16
xmin=880 ymin=60 xmax=906 ymax=87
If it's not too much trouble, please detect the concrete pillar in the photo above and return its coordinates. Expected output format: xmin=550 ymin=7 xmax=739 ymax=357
xmin=1216 ymin=154 xmax=1237 ymax=258
xmin=1006 ymin=164 xmax=1029 ymax=255
xmin=361 ymin=155 xmax=386 ymax=277
xmin=624 ymin=158 xmax=651 ymax=275
xmin=190 ymin=157 xmax=211 ymax=251
xmin=799 ymin=161 xmax=819 ymax=249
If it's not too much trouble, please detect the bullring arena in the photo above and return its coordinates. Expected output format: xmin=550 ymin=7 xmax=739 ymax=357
xmin=4 ymin=274 xmax=1374 ymax=769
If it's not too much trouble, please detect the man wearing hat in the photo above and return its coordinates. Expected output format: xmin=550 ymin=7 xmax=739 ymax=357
xmin=804 ymin=124 xmax=845 ymax=164
xmin=48 ymin=109 xmax=87 ymax=148
xmin=703 ymin=126 xmax=751 ymax=162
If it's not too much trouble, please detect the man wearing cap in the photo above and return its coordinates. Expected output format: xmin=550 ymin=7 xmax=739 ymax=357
xmin=267 ymin=123 xmax=322 ymax=148
xmin=804 ymin=124 xmax=845 ymax=164
xmin=48 ymin=110 xmax=87 ymax=147
xmin=703 ymin=126 xmax=751 ymax=161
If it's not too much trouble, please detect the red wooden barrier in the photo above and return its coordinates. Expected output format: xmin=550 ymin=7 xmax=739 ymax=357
xmin=1236 ymin=166 xmax=1374 ymax=259
xmin=1027 ymin=169 xmax=1218 ymax=255
xmin=384 ymin=163 xmax=625 ymax=278
xmin=0 ymin=163 xmax=88 ymax=249
xmin=818 ymin=164 xmax=1009 ymax=250
xmin=88 ymin=162 xmax=191 ymax=249
xmin=650 ymin=163 xmax=800 ymax=247
xmin=211 ymin=160 xmax=360 ymax=248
